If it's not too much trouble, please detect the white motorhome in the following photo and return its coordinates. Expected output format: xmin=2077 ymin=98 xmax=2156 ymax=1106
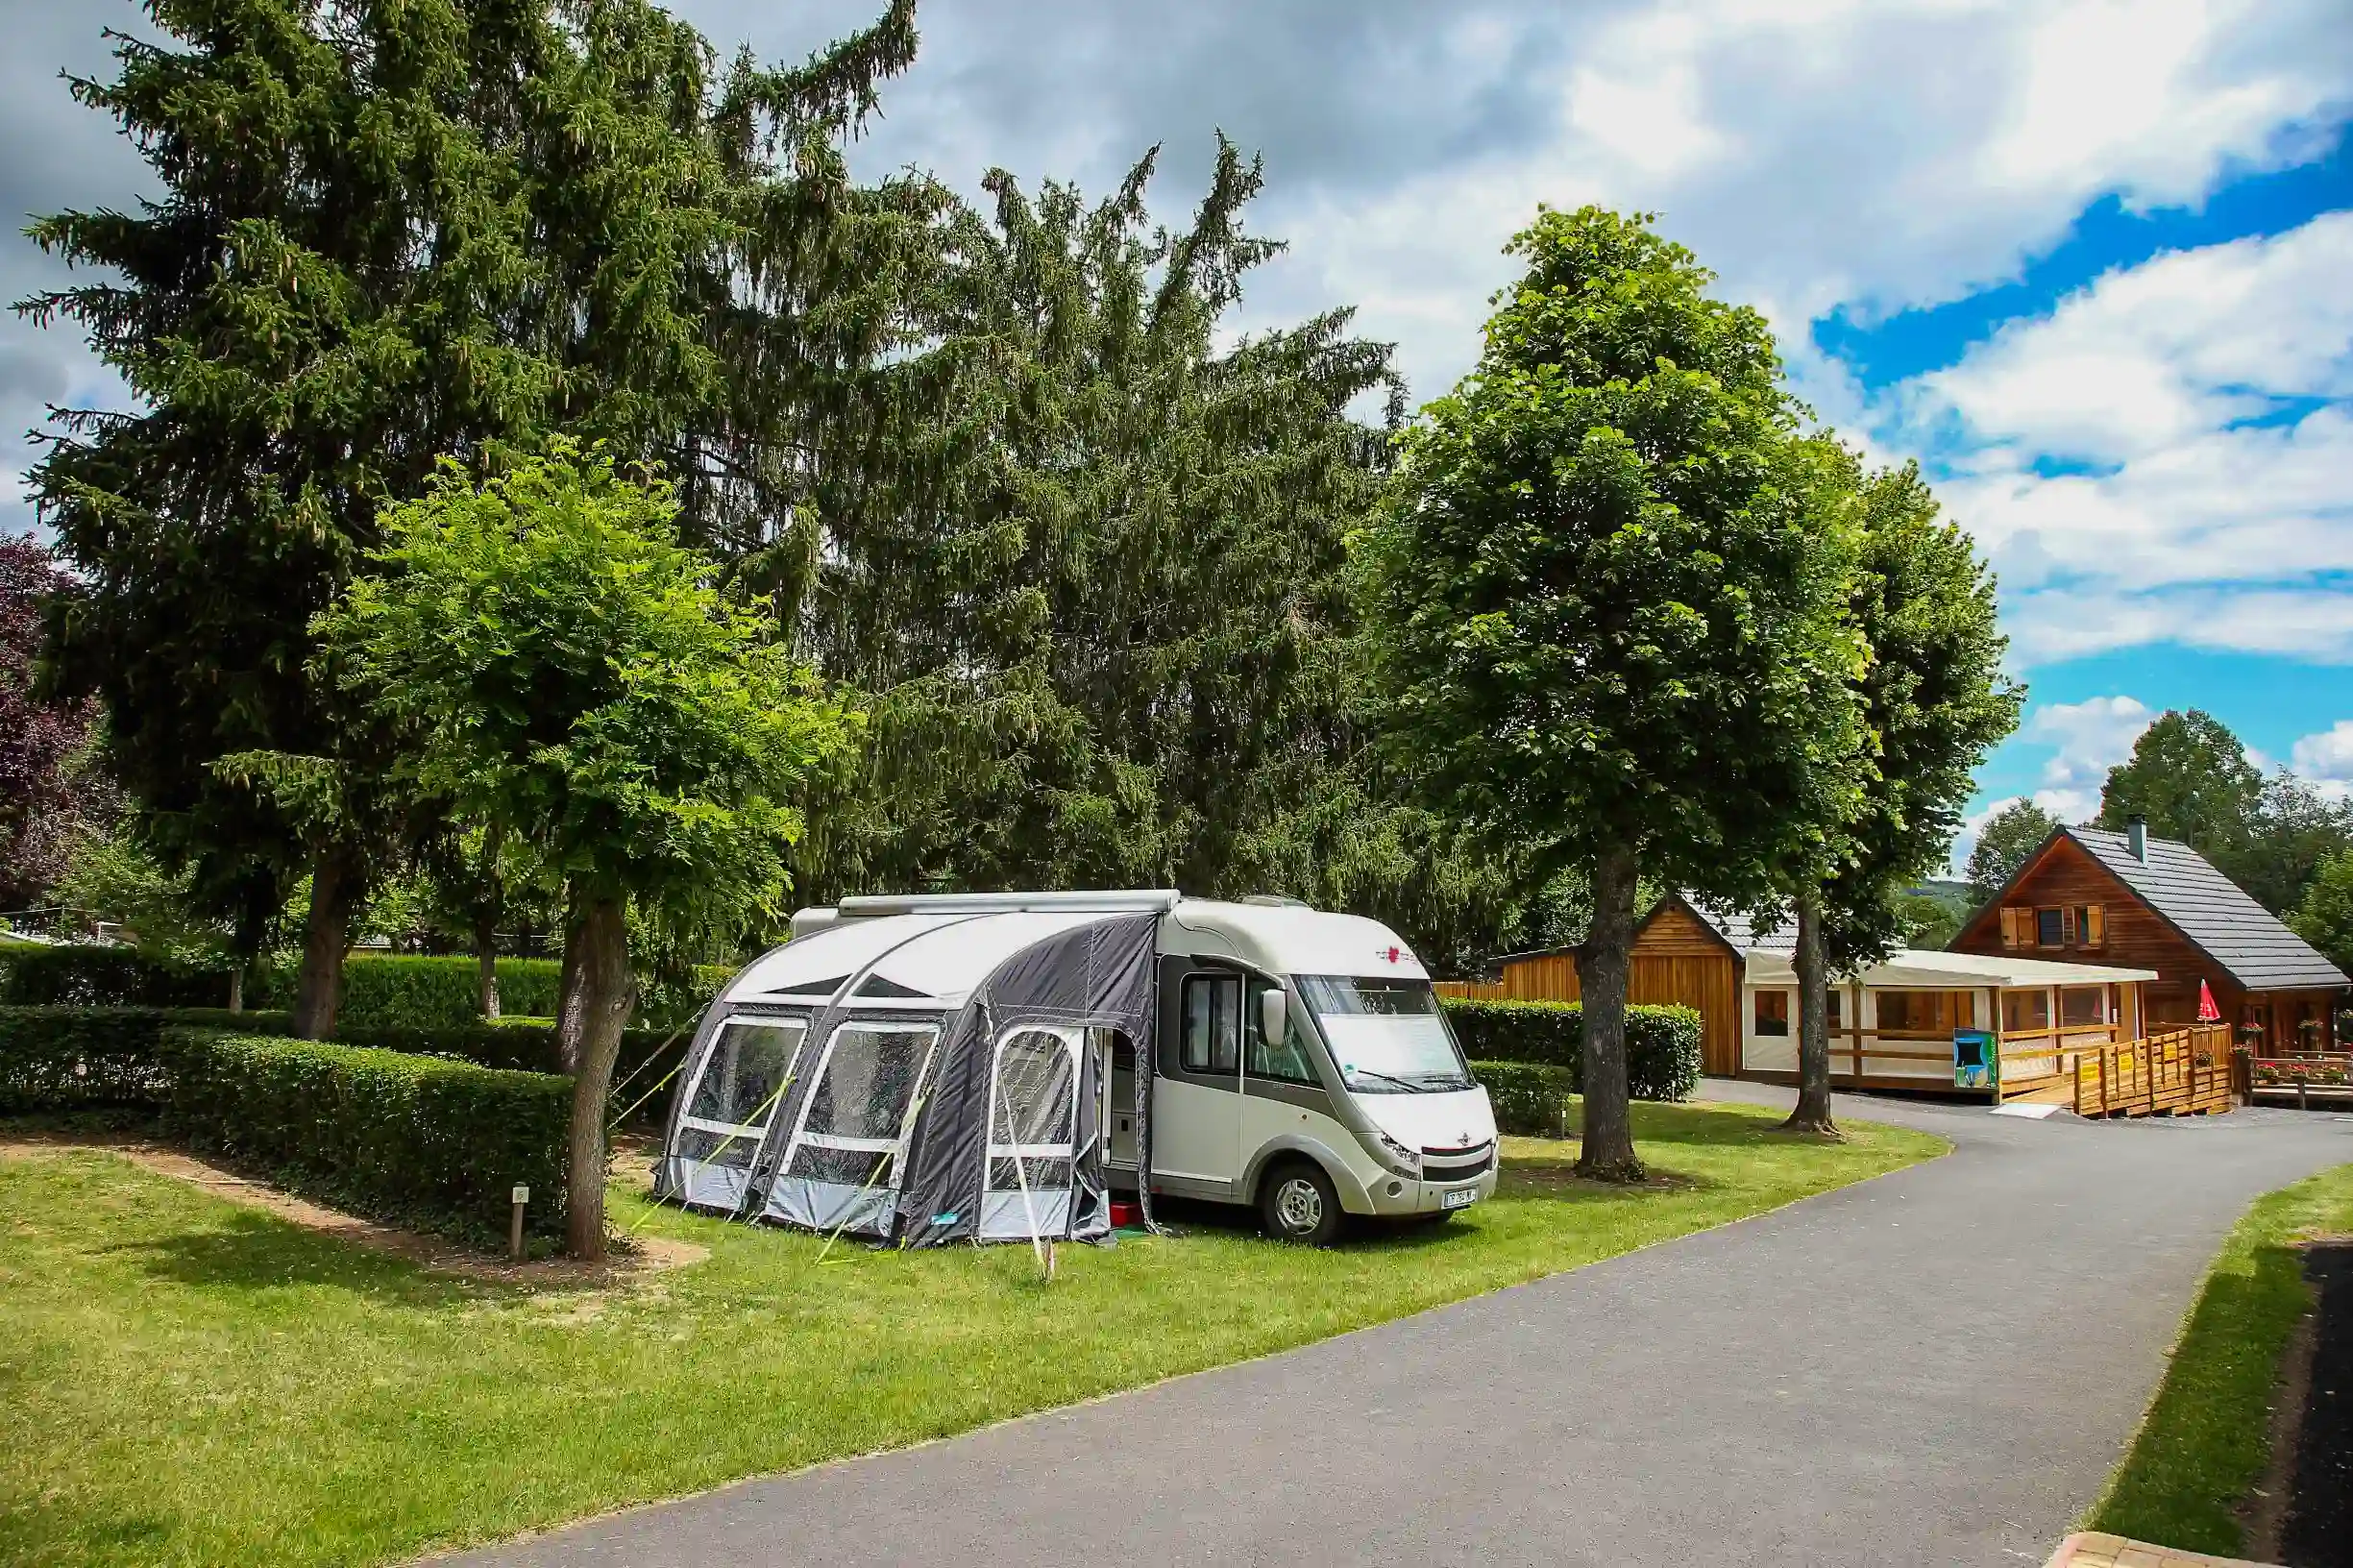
xmin=653 ymin=891 xmax=1498 ymax=1246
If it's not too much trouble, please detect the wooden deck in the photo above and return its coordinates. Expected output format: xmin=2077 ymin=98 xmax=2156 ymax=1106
xmin=1991 ymin=1024 xmax=2234 ymax=1117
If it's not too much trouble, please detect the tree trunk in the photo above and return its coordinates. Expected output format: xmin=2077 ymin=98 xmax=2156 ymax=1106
xmin=1782 ymin=887 xmax=1843 ymax=1137
xmin=554 ymin=905 xmax=591 ymax=1073
xmin=561 ymin=893 xmax=634 ymax=1260
xmin=1574 ymin=842 xmax=1645 ymax=1182
xmin=227 ymin=966 xmax=244 ymax=1015
xmin=290 ymin=848 xmax=359 ymax=1040
xmin=475 ymin=914 xmax=502 ymax=1019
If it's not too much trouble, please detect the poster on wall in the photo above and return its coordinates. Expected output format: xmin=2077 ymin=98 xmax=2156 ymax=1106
xmin=1953 ymin=1029 xmax=1996 ymax=1090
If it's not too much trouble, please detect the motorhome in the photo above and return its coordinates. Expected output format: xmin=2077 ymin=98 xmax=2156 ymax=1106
xmin=652 ymin=891 xmax=1499 ymax=1246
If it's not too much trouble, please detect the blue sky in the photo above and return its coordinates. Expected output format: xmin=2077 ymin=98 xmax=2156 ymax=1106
xmin=6 ymin=0 xmax=2351 ymax=867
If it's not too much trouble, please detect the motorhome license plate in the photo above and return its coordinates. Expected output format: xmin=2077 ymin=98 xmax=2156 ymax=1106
xmin=1441 ymin=1187 xmax=1478 ymax=1210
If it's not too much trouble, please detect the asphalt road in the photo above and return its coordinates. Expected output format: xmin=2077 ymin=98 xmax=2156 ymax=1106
xmin=445 ymin=1085 xmax=2353 ymax=1568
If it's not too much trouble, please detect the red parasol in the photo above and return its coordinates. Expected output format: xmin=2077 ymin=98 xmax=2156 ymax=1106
xmin=2196 ymin=980 xmax=2220 ymax=1023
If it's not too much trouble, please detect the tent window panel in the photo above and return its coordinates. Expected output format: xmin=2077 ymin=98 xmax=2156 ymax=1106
xmin=1183 ymin=976 xmax=1241 ymax=1073
xmin=993 ymin=1031 xmax=1078 ymax=1150
xmin=1826 ymin=991 xmax=1843 ymax=1029
xmin=2002 ymin=990 xmax=2052 ymax=1033
xmin=2061 ymin=987 xmax=2107 ymax=1028
xmin=1876 ymin=991 xmax=1961 ymax=1035
xmin=789 ymin=1143 xmax=895 ymax=1186
xmin=682 ymin=1019 xmax=806 ymax=1159
xmin=802 ymin=1025 xmax=936 ymax=1141
xmin=989 ymin=1156 xmax=1075 ymax=1189
xmin=1754 ymin=991 xmax=1790 ymax=1037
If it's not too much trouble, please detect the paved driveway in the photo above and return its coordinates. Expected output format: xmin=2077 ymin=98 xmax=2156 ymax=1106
xmin=447 ymin=1087 xmax=2353 ymax=1568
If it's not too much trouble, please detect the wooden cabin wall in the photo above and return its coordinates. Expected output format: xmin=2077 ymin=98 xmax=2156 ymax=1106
xmin=1492 ymin=902 xmax=1743 ymax=1077
xmin=1949 ymin=835 xmax=2233 ymax=1029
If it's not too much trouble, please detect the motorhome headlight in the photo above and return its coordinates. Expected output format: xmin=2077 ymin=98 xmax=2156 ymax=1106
xmin=1363 ymin=1128 xmax=1419 ymax=1175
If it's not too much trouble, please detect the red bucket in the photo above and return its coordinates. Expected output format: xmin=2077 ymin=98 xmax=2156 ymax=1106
xmin=1110 ymin=1199 xmax=1142 ymax=1229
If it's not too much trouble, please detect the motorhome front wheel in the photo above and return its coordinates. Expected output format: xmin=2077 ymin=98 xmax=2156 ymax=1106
xmin=1262 ymin=1161 xmax=1342 ymax=1246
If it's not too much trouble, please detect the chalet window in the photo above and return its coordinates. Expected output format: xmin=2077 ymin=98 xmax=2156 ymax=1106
xmin=2036 ymin=908 xmax=2064 ymax=948
xmin=1754 ymin=991 xmax=1790 ymax=1038
xmin=2002 ymin=990 xmax=2052 ymax=1034
xmin=2059 ymin=987 xmax=2107 ymax=1028
xmin=1877 ymin=991 xmax=1963 ymax=1034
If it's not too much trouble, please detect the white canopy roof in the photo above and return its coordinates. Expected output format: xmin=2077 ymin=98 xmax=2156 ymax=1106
xmin=723 ymin=910 xmax=1123 ymax=1011
xmin=1743 ymin=946 xmax=2158 ymax=990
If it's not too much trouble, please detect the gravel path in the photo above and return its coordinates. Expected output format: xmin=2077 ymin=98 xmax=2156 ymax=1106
xmin=444 ymin=1085 xmax=2353 ymax=1568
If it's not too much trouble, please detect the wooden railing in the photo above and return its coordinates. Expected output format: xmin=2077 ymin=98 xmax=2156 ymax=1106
xmin=1432 ymin=979 xmax=1507 ymax=1001
xmin=2246 ymin=1050 xmax=2353 ymax=1111
xmin=2067 ymin=1025 xmax=2234 ymax=1118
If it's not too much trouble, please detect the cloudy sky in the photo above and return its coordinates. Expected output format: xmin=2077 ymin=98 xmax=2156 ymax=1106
xmin=6 ymin=0 xmax=2351 ymax=864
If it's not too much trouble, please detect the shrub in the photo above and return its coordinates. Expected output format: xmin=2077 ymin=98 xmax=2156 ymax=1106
xmin=249 ymin=953 xmax=564 ymax=1028
xmin=159 ymin=1028 xmax=570 ymax=1244
xmin=0 ymin=1007 xmax=289 ymax=1114
xmin=1443 ymin=998 xmax=1702 ymax=1101
xmin=0 ymin=943 xmax=230 ymax=1008
xmin=1471 ymin=1060 xmax=1576 ymax=1137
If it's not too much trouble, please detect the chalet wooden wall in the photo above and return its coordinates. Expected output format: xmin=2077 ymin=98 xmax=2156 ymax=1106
xmin=1949 ymin=835 xmax=2236 ymax=1027
xmin=1489 ymin=902 xmax=1743 ymax=1077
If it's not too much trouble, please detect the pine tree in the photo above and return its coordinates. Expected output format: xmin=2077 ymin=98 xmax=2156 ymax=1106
xmin=22 ymin=0 xmax=927 ymax=1032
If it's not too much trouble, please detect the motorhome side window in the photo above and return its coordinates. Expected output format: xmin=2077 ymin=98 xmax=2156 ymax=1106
xmin=1182 ymin=974 xmax=1241 ymax=1074
xmin=1245 ymin=976 xmax=1318 ymax=1085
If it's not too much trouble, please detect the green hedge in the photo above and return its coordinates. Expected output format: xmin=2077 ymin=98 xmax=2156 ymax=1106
xmin=250 ymin=954 xmax=564 ymax=1028
xmin=1470 ymin=1060 xmax=1576 ymax=1137
xmin=1443 ymin=998 xmax=1703 ymax=1102
xmin=0 ymin=944 xmax=229 ymax=1008
xmin=159 ymin=1028 xmax=570 ymax=1245
xmin=0 ymin=1005 xmax=688 ymax=1127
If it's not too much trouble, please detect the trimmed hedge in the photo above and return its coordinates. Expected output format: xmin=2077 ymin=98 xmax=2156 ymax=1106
xmin=1470 ymin=1060 xmax=1575 ymax=1138
xmin=0 ymin=944 xmax=229 ymax=1008
xmin=159 ymin=1028 xmax=570 ymax=1244
xmin=0 ymin=1005 xmax=688 ymax=1127
xmin=251 ymin=954 xmax=565 ymax=1028
xmin=0 ymin=1007 xmax=279 ymax=1114
xmin=1443 ymin=997 xmax=1703 ymax=1102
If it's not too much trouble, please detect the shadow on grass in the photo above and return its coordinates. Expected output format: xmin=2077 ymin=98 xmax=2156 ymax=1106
xmin=2088 ymin=1234 xmax=2313 ymax=1556
xmin=99 ymin=1209 xmax=502 ymax=1308
xmin=1529 ymin=1100 xmax=1847 ymax=1150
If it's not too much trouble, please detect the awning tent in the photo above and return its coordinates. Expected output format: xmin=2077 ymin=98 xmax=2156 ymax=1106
xmin=653 ymin=909 xmax=1160 ymax=1248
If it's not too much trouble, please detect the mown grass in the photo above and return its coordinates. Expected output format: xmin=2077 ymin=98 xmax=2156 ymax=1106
xmin=2086 ymin=1162 xmax=2353 ymax=1554
xmin=0 ymin=1099 xmax=1941 ymax=1568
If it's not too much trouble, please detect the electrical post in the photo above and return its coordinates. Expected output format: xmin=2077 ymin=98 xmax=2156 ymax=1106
xmin=510 ymin=1185 xmax=528 ymax=1261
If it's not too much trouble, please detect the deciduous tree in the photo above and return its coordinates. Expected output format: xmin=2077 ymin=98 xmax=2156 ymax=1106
xmin=315 ymin=449 xmax=857 ymax=1258
xmin=1360 ymin=207 xmax=1864 ymax=1180
xmin=0 ymin=537 xmax=103 ymax=911
xmin=1964 ymin=799 xmax=2060 ymax=904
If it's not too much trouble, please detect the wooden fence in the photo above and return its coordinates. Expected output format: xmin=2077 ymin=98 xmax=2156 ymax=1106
xmin=2245 ymin=1050 xmax=2353 ymax=1111
xmin=2058 ymin=1024 xmax=2234 ymax=1117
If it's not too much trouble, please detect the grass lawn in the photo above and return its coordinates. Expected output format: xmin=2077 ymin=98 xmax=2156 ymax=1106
xmin=2084 ymin=1161 xmax=2353 ymax=1556
xmin=0 ymin=1098 xmax=1941 ymax=1568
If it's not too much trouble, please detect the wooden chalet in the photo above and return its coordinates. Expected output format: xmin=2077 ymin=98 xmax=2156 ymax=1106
xmin=1949 ymin=819 xmax=2348 ymax=1054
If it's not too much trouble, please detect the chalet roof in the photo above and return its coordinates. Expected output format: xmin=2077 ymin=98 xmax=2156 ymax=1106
xmin=2062 ymin=826 xmax=2348 ymax=992
xmin=1691 ymin=902 xmax=1793 ymax=955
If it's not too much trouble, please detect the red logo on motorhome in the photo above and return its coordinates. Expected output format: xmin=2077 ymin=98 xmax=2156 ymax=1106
xmin=1377 ymin=946 xmax=1405 ymax=964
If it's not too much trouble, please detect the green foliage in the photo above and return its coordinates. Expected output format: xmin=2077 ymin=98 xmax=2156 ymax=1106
xmin=2096 ymin=711 xmax=2352 ymax=916
xmin=49 ymin=824 xmax=238 ymax=971
xmin=159 ymin=1028 xmax=571 ymax=1246
xmin=316 ymin=448 xmax=858 ymax=951
xmin=1469 ymin=1061 xmax=1576 ymax=1137
xmin=1442 ymin=998 xmax=1703 ymax=1101
xmin=22 ymin=0 xmax=928 ymax=969
xmin=249 ymin=954 xmax=562 ymax=1029
xmin=0 ymin=943 xmax=229 ymax=1008
xmin=2099 ymin=710 xmax=2262 ymax=856
xmin=1358 ymin=206 xmax=1866 ymax=907
xmin=0 ymin=1006 xmax=267 ymax=1114
xmin=2292 ymin=849 xmax=2353 ymax=980
xmin=1894 ymin=887 xmax=1970 ymax=950
xmin=1817 ymin=460 xmax=2021 ymax=971
xmin=1964 ymin=798 xmax=2061 ymax=903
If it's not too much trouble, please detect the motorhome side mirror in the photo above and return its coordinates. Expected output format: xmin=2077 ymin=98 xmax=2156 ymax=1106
xmin=1260 ymin=989 xmax=1288 ymax=1045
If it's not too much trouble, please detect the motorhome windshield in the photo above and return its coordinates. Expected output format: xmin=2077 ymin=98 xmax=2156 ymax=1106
xmin=1296 ymin=975 xmax=1473 ymax=1093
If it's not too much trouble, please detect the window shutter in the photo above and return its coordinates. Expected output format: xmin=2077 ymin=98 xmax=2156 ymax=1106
xmin=2062 ymin=906 xmax=2077 ymax=945
xmin=1999 ymin=907 xmax=2020 ymax=948
xmin=2084 ymin=905 xmax=2103 ymax=945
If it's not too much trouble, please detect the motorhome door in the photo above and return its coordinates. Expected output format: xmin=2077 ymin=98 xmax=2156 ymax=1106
xmin=1150 ymin=957 xmax=1245 ymax=1198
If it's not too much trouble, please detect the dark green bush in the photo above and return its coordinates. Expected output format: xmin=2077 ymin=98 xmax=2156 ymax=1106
xmin=1470 ymin=1060 xmax=1575 ymax=1137
xmin=250 ymin=954 xmax=564 ymax=1028
xmin=0 ymin=944 xmax=230 ymax=1008
xmin=159 ymin=1028 xmax=570 ymax=1244
xmin=1443 ymin=998 xmax=1702 ymax=1102
xmin=0 ymin=1007 xmax=291 ymax=1114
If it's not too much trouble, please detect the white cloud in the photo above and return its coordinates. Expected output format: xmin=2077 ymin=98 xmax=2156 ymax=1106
xmin=1880 ymin=214 xmax=2353 ymax=665
xmin=2292 ymin=720 xmax=2353 ymax=799
xmin=2020 ymin=695 xmax=2154 ymax=822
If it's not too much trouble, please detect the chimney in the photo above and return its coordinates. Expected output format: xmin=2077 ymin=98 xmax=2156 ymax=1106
xmin=2127 ymin=815 xmax=2147 ymax=863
